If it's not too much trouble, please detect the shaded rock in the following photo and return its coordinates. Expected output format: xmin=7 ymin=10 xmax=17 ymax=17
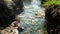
xmin=3 ymin=0 xmax=24 ymax=15
xmin=0 ymin=0 xmax=24 ymax=28
xmin=12 ymin=0 xmax=24 ymax=15
xmin=41 ymin=0 xmax=46 ymax=4
xmin=35 ymin=11 xmax=45 ymax=17
xmin=45 ymin=5 xmax=60 ymax=34
xmin=0 ymin=3 xmax=15 ymax=28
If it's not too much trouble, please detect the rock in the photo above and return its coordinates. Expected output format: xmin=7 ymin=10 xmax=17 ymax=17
xmin=45 ymin=5 xmax=60 ymax=34
xmin=0 ymin=3 xmax=16 ymax=27
xmin=35 ymin=11 xmax=45 ymax=17
xmin=0 ymin=0 xmax=24 ymax=28
xmin=41 ymin=0 xmax=46 ymax=4
xmin=0 ymin=21 xmax=24 ymax=34
xmin=12 ymin=0 xmax=24 ymax=15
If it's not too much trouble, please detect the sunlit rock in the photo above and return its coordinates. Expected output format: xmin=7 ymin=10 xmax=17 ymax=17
xmin=0 ymin=21 xmax=24 ymax=34
xmin=35 ymin=11 xmax=45 ymax=17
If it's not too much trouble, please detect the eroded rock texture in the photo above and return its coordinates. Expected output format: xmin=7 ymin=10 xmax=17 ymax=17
xmin=45 ymin=5 xmax=60 ymax=34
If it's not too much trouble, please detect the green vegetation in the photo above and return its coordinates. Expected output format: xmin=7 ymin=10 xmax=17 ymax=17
xmin=43 ymin=0 xmax=60 ymax=6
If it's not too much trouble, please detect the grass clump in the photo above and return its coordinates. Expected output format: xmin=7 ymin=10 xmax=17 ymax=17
xmin=43 ymin=0 xmax=60 ymax=6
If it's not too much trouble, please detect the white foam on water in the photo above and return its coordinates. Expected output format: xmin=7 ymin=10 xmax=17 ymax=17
xmin=19 ymin=0 xmax=45 ymax=34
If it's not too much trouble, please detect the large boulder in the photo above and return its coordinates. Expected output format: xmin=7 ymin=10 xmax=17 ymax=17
xmin=0 ymin=0 xmax=24 ymax=28
xmin=0 ymin=3 xmax=15 ymax=27
xmin=45 ymin=5 xmax=60 ymax=34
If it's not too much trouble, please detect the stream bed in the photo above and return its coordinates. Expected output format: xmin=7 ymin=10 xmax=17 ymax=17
xmin=19 ymin=0 xmax=45 ymax=34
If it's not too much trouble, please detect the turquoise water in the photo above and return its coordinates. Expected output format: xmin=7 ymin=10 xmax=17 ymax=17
xmin=19 ymin=0 xmax=45 ymax=34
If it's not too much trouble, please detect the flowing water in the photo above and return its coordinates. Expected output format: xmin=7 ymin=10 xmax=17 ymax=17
xmin=18 ymin=0 xmax=45 ymax=34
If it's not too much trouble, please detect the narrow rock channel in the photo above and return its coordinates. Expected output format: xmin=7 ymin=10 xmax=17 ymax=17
xmin=18 ymin=0 xmax=45 ymax=34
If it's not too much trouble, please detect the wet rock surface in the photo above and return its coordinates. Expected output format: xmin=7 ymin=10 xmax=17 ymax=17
xmin=0 ymin=21 xmax=24 ymax=34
